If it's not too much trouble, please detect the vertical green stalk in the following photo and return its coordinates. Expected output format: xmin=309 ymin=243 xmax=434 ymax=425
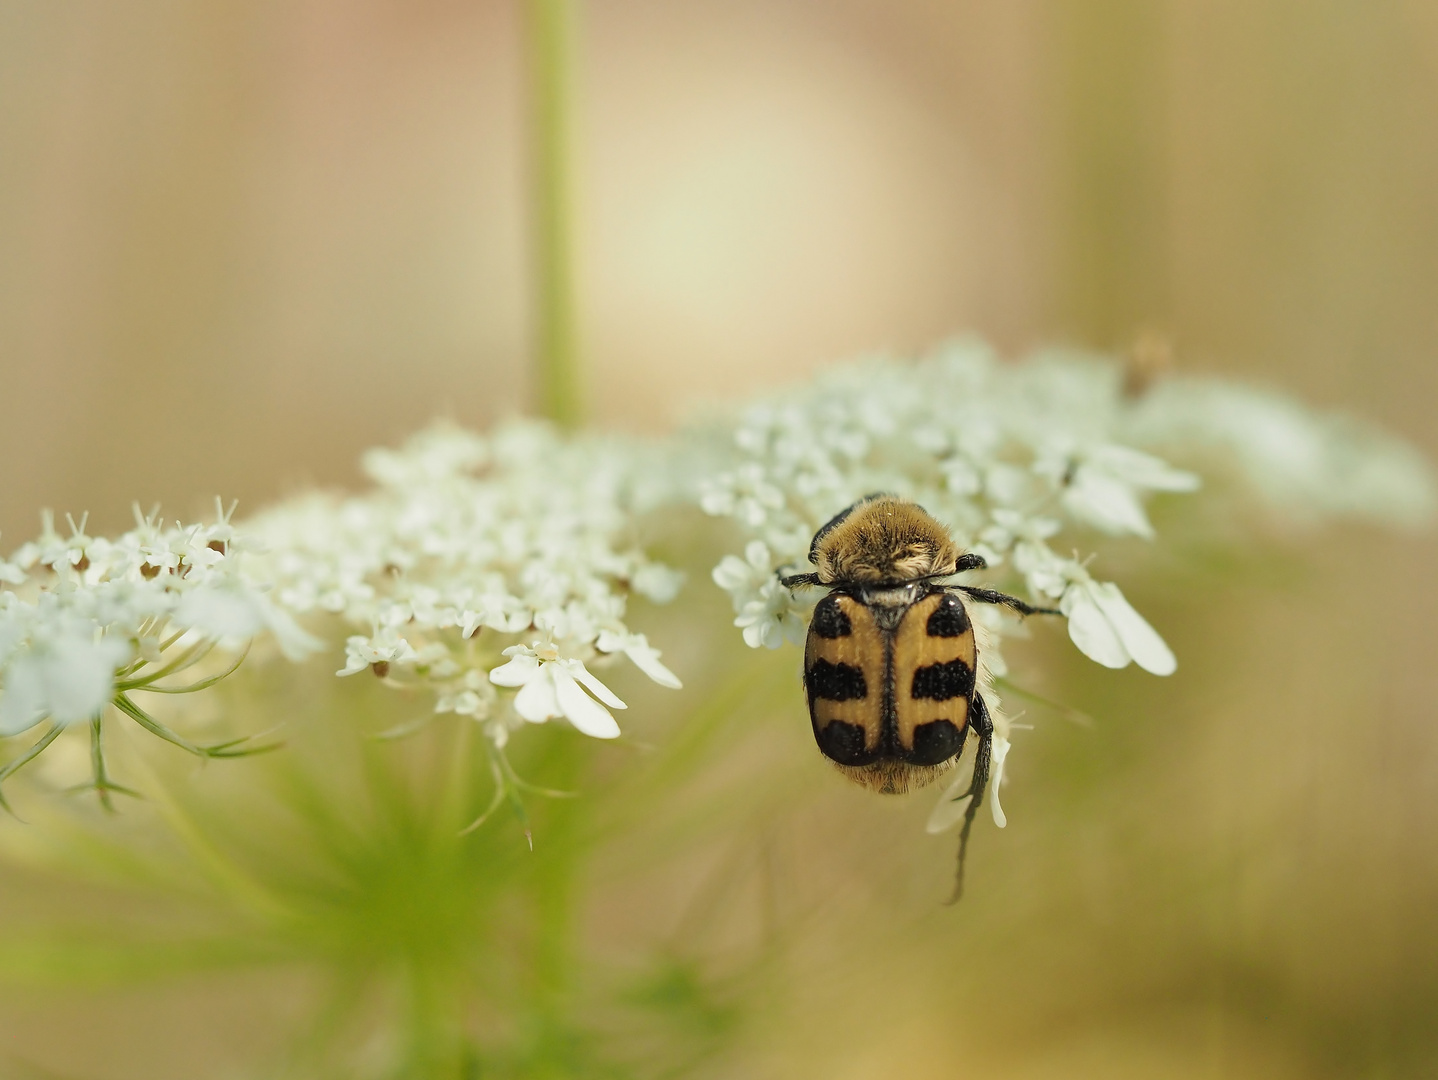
xmin=527 ymin=0 xmax=583 ymax=428
xmin=90 ymin=717 xmax=116 ymax=812
xmin=526 ymin=735 xmax=586 ymax=1075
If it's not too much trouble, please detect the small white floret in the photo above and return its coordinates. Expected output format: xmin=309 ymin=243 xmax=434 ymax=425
xmin=488 ymin=644 xmax=627 ymax=739
xmin=0 ymin=556 xmax=24 ymax=587
xmin=711 ymin=540 xmax=775 ymax=601
xmin=1057 ymin=445 xmax=1200 ymax=539
xmin=734 ymin=579 xmax=809 ymax=650
xmin=337 ymin=627 xmax=419 ymax=676
xmin=0 ymin=624 xmax=130 ymax=735
xmin=176 ymin=584 xmax=267 ymax=641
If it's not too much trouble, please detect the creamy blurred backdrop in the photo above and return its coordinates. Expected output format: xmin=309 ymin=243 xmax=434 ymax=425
xmin=5 ymin=2 xmax=1437 ymax=532
xmin=2 ymin=2 xmax=1437 ymax=1078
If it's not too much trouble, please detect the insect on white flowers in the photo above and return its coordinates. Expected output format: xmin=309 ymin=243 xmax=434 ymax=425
xmin=696 ymin=339 xmax=1433 ymax=884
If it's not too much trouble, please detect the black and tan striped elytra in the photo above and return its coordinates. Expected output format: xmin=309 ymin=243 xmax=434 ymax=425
xmin=781 ymin=494 xmax=1057 ymax=899
xmin=806 ymin=588 xmax=976 ymax=792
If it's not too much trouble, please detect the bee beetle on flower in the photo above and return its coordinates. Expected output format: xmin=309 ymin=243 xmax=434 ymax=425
xmin=781 ymin=494 xmax=1059 ymax=900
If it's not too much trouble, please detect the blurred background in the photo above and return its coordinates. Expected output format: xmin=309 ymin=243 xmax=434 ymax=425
xmin=1 ymin=2 xmax=1436 ymax=1078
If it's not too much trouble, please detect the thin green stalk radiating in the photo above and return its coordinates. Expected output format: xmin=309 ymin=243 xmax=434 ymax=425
xmin=527 ymin=0 xmax=582 ymax=428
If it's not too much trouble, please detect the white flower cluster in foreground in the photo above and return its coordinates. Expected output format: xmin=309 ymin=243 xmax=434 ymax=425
xmin=698 ymin=340 xmax=1434 ymax=832
xmin=0 ymin=501 xmax=320 ymax=803
xmin=0 ymin=503 xmax=317 ymax=737
xmin=248 ymin=422 xmax=684 ymax=748
xmin=0 ymin=423 xmax=685 ymax=804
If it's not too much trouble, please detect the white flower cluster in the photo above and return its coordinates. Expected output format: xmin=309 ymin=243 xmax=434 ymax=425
xmin=1130 ymin=378 xmax=1436 ymax=528
xmin=247 ymin=422 xmax=684 ymax=749
xmin=0 ymin=503 xmax=316 ymax=741
xmin=697 ymin=339 xmax=1434 ymax=831
xmin=1 ymin=340 xmax=1428 ymax=822
xmin=0 ymin=424 xmax=686 ymax=802
xmin=701 ymin=342 xmax=1196 ymax=670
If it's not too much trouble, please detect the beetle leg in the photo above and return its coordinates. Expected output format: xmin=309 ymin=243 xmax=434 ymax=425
xmin=946 ymin=692 xmax=993 ymax=905
xmin=778 ymin=571 xmax=821 ymax=589
xmin=954 ymin=585 xmax=1059 ymax=617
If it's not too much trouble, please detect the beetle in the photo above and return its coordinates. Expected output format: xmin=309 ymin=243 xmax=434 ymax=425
xmin=781 ymin=494 xmax=1057 ymax=898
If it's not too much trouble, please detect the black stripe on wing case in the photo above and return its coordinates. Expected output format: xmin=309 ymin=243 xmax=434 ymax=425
xmin=910 ymin=659 xmax=974 ymax=702
xmin=811 ymin=596 xmax=853 ymax=639
xmin=817 ymin=720 xmax=876 ymax=765
xmin=925 ymin=595 xmax=970 ymax=637
xmin=906 ymin=719 xmax=966 ymax=765
xmin=808 ymin=659 xmax=868 ymax=701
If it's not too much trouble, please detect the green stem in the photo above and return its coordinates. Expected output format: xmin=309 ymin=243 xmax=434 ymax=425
xmin=111 ymin=718 xmax=289 ymax=922
xmin=91 ymin=717 xmax=118 ymax=812
xmin=0 ymin=722 xmax=63 ymax=815
xmin=402 ymin=963 xmax=450 ymax=1080
xmin=527 ymin=0 xmax=582 ymax=428
xmin=522 ymin=734 xmax=587 ymax=1073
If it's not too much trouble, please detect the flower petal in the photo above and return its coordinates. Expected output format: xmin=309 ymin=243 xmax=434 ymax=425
xmin=0 ymin=655 xmax=47 ymax=735
xmin=1062 ymin=469 xmax=1155 ymax=538
xmin=488 ymin=652 xmax=539 ymax=688
xmin=1091 ymin=582 xmax=1176 ymax=676
xmin=627 ymin=639 xmax=683 ymax=690
xmin=176 ymin=586 xmax=266 ymax=639
xmin=744 ymin=540 xmax=772 ymax=570
xmin=711 ymin=557 xmax=748 ymax=591
xmin=1063 ymin=585 xmax=1130 ymax=669
xmin=739 ymin=614 xmax=781 ymax=650
xmin=512 ymin=668 xmax=560 ymax=722
xmin=989 ymin=734 xmax=1011 ymax=828
xmin=1090 ymin=444 xmax=1201 ymax=492
xmin=567 ymin=661 xmax=627 ymax=709
xmin=632 ymin=563 xmax=684 ymax=604
xmin=553 ymin=669 xmax=621 ymax=739
xmin=925 ymin=759 xmax=976 ymax=834
xmin=51 ymin=636 xmax=130 ymax=725
xmin=258 ymin=598 xmax=324 ymax=661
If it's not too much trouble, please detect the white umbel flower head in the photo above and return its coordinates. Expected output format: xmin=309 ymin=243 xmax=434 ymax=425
xmin=698 ymin=342 xmax=1186 ymax=682
xmin=245 ymin=419 xmax=687 ymax=750
xmin=0 ymin=501 xmax=320 ymax=734
xmin=0 ymin=422 xmax=688 ymax=794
